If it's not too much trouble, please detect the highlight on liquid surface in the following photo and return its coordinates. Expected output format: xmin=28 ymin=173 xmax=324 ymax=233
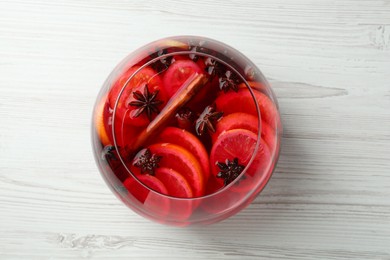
xmin=92 ymin=36 xmax=281 ymax=224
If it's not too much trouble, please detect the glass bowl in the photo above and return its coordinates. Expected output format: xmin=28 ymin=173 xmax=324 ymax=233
xmin=91 ymin=36 xmax=282 ymax=226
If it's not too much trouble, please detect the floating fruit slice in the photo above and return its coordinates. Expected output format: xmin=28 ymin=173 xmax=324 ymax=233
xmin=238 ymin=81 xmax=268 ymax=94
xmin=109 ymin=66 xmax=167 ymax=127
xmin=154 ymin=167 xmax=193 ymax=198
xmin=211 ymin=113 xmax=259 ymax=143
xmin=93 ymin=95 xmax=111 ymax=146
xmin=123 ymin=175 xmax=169 ymax=216
xmin=163 ymin=59 xmax=203 ymax=98
xmin=112 ymin=109 xmax=143 ymax=148
xmin=155 ymin=168 xmax=194 ymax=220
xmin=154 ymin=39 xmax=189 ymax=51
xmin=204 ymin=174 xmax=224 ymax=195
xmin=148 ymin=143 xmax=205 ymax=197
xmin=215 ymin=88 xmax=280 ymax=129
xmin=261 ymin=121 xmax=276 ymax=155
xmin=211 ymin=112 xmax=277 ymax=157
xmin=154 ymin=127 xmax=210 ymax=181
xmin=209 ymin=129 xmax=271 ymax=191
xmin=94 ymin=95 xmax=145 ymax=148
xmin=210 ymin=129 xmax=257 ymax=176
xmin=124 ymin=175 xmax=167 ymax=201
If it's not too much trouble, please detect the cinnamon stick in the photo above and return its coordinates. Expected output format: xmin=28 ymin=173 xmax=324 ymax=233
xmin=127 ymin=73 xmax=208 ymax=155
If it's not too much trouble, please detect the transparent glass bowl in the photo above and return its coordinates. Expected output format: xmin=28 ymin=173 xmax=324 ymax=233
xmin=91 ymin=36 xmax=282 ymax=226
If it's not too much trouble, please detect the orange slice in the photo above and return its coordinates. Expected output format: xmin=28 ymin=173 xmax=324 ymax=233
xmin=93 ymin=95 xmax=111 ymax=146
xmin=148 ymin=143 xmax=205 ymax=197
xmin=154 ymin=127 xmax=210 ymax=181
xmin=209 ymin=129 xmax=271 ymax=191
xmin=154 ymin=167 xmax=193 ymax=198
xmin=215 ymin=88 xmax=280 ymax=129
xmin=211 ymin=113 xmax=259 ymax=143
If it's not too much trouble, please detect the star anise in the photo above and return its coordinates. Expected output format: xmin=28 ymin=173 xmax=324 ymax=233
xmin=216 ymin=158 xmax=245 ymax=186
xmin=133 ymin=148 xmax=162 ymax=175
xmin=195 ymin=105 xmax=223 ymax=136
xmin=176 ymin=107 xmax=194 ymax=121
xmin=175 ymin=107 xmax=195 ymax=130
xmin=129 ymin=84 xmax=163 ymax=121
xmin=101 ymin=145 xmax=118 ymax=161
xmin=204 ymin=57 xmax=225 ymax=77
xmin=188 ymin=40 xmax=207 ymax=61
xmin=150 ymin=48 xmax=173 ymax=71
xmin=219 ymin=70 xmax=240 ymax=92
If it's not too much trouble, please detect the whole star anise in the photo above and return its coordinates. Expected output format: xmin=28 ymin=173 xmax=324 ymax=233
xmin=216 ymin=158 xmax=245 ymax=186
xmin=175 ymin=107 xmax=195 ymax=130
xmin=101 ymin=145 xmax=118 ymax=161
xmin=129 ymin=84 xmax=163 ymax=121
xmin=149 ymin=48 xmax=173 ymax=71
xmin=204 ymin=57 xmax=225 ymax=77
xmin=133 ymin=148 xmax=162 ymax=176
xmin=195 ymin=105 xmax=223 ymax=136
xmin=188 ymin=39 xmax=207 ymax=61
xmin=219 ymin=70 xmax=240 ymax=92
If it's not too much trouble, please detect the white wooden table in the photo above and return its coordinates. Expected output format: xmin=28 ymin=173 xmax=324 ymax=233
xmin=1 ymin=0 xmax=389 ymax=259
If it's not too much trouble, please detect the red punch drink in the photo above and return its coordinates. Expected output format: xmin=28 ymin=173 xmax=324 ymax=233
xmin=92 ymin=36 xmax=282 ymax=226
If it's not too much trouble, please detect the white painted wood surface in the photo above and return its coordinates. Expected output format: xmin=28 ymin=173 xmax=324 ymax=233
xmin=1 ymin=0 xmax=390 ymax=259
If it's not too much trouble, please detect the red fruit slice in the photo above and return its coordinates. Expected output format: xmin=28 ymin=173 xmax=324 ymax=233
xmin=211 ymin=113 xmax=259 ymax=143
xmin=204 ymin=174 xmax=223 ymax=195
xmin=163 ymin=59 xmax=203 ymax=98
xmin=109 ymin=66 xmax=167 ymax=127
xmin=261 ymin=121 xmax=276 ymax=155
xmin=210 ymin=129 xmax=256 ymax=182
xmin=215 ymin=88 xmax=280 ymax=129
xmin=210 ymin=112 xmax=277 ymax=158
xmin=148 ymin=143 xmax=205 ymax=197
xmin=123 ymin=175 xmax=169 ymax=216
xmin=154 ymin=167 xmax=193 ymax=198
xmin=112 ymin=110 xmax=143 ymax=148
xmin=124 ymin=175 xmax=167 ymax=201
xmin=93 ymin=95 xmax=111 ymax=146
xmin=93 ymin=95 xmax=144 ymax=148
xmin=154 ymin=168 xmax=194 ymax=220
xmin=153 ymin=39 xmax=189 ymax=52
xmin=109 ymin=68 xmax=134 ymax=108
xmin=209 ymin=129 xmax=271 ymax=192
xmin=238 ymin=81 xmax=268 ymax=94
xmin=154 ymin=127 xmax=210 ymax=181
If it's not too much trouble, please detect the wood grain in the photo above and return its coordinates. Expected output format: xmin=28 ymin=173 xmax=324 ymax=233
xmin=1 ymin=0 xmax=390 ymax=259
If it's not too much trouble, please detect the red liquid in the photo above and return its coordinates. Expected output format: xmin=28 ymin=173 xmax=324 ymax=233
xmin=91 ymin=36 xmax=282 ymax=226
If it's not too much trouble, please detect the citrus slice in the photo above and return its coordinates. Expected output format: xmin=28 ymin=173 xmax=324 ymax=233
xmin=148 ymin=143 xmax=205 ymax=197
xmin=163 ymin=59 xmax=203 ymax=98
xmin=154 ymin=167 xmax=195 ymax=220
xmin=215 ymin=88 xmax=280 ymax=129
xmin=123 ymin=175 xmax=167 ymax=203
xmin=154 ymin=167 xmax=193 ymax=198
xmin=154 ymin=127 xmax=210 ymax=181
xmin=123 ymin=175 xmax=169 ymax=216
xmin=93 ymin=95 xmax=111 ymax=146
xmin=94 ymin=95 xmax=145 ymax=148
xmin=211 ymin=113 xmax=277 ymax=158
xmin=211 ymin=113 xmax=259 ymax=143
xmin=210 ymin=129 xmax=271 ymax=191
xmin=111 ymin=109 xmax=143 ymax=148
xmin=109 ymin=66 xmax=167 ymax=127
xmin=261 ymin=121 xmax=276 ymax=155
xmin=238 ymin=81 xmax=268 ymax=94
xmin=154 ymin=39 xmax=189 ymax=51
